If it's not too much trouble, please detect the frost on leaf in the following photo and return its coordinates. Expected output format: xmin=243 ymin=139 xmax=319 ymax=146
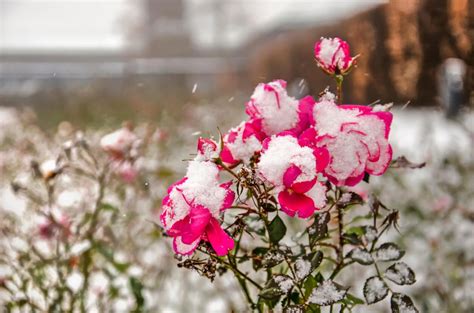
xmin=283 ymin=305 xmax=304 ymax=313
xmin=363 ymin=226 xmax=377 ymax=243
xmin=308 ymin=212 xmax=330 ymax=245
xmin=385 ymin=262 xmax=416 ymax=285
xmin=391 ymin=293 xmax=419 ymax=313
xmin=348 ymin=247 xmax=373 ymax=265
xmin=308 ymin=280 xmax=347 ymax=306
xmin=295 ymin=258 xmax=312 ymax=281
xmin=262 ymin=249 xmax=285 ymax=268
xmin=374 ymin=243 xmax=405 ymax=262
xmin=363 ymin=276 xmax=389 ymax=304
xmin=260 ymin=274 xmax=294 ymax=300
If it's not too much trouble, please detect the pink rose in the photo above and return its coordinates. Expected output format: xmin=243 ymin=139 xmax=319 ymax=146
xmin=245 ymin=80 xmax=307 ymax=136
xmin=160 ymin=161 xmax=235 ymax=256
xmin=221 ymin=120 xmax=265 ymax=165
xmin=196 ymin=137 xmax=219 ymax=162
xmin=314 ymin=37 xmax=356 ymax=75
xmin=300 ymin=100 xmax=392 ymax=186
xmin=258 ymin=134 xmax=328 ymax=218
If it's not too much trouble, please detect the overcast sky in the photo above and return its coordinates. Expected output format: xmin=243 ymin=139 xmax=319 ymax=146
xmin=0 ymin=0 xmax=385 ymax=52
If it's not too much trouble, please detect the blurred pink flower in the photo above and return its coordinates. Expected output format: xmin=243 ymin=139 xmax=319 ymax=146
xmin=100 ymin=127 xmax=137 ymax=159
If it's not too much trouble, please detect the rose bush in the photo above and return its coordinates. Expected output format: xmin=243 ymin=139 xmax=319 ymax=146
xmin=160 ymin=37 xmax=420 ymax=312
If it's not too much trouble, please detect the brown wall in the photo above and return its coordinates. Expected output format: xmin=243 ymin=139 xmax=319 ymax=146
xmin=246 ymin=0 xmax=473 ymax=106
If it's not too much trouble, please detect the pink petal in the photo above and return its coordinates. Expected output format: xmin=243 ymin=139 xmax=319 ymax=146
xmin=314 ymin=147 xmax=330 ymax=172
xmin=197 ymin=137 xmax=217 ymax=155
xmin=278 ymin=189 xmax=316 ymax=219
xmin=220 ymin=145 xmax=236 ymax=165
xmin=173 ymin=237 xmax=200 ymax=255
xmin=292 ymin=178 xmax=317 ymax=194
xmin=366 ymin=143 xmax=392 ymax=176
xmin=205 ymin=218 xmax=234 ymax=256
xmin=372 ymin=111 xmax=393 ymax=138
xmin=298 ymin=127 xmax=318 ymax=148
xmin=344 ymin=171 xmax=366 ymax=186
xmin=181 ymin=206 xmax=211 ymax=245
xmin=220 ymin=182 xmax=235 ymax=211
xmin=283 ymin=165 xmax=302 ymax=188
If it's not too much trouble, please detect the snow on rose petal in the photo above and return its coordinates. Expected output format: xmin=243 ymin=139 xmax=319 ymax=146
xmin=314 ymin=37 xmax=356 ymax=76
xmin=308 ymin=100 xmax=393 ymax=186
xmin=160 ymin=161 xmax=235 ymax=256
xmin=258 ymin=134 xmax=327 ymax=218
xmin=245 ymin=80 xmax=304 ymax=136
xmin=222 ymin=120 xmax=264 ymax=165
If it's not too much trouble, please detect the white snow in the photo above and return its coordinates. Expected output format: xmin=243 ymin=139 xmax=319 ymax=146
xmin=249 ymin=80 xmax=300 ymax=135
xmin=364 ymin=276 xmax=388 ymax=304
xmin=258 ymin=135 xmax=316 ymax=188
xmin=309 ymin=280 xmax=346 ymax=305
xmin=274 ymin=275 xmax=294 ymax=293
xmin=225 ymin=121 xmax=262 ymax=163
xmin=295 ymin=258 xmax=311 ymax=280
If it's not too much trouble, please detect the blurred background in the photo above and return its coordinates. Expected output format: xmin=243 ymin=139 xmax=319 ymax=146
xmin=0 ymin=0 xmax=472 ymax=127
xmin=0 ymin=0 xmax=473 ymax=312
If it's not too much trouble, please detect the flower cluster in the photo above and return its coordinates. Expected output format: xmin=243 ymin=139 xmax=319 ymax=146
xmin=161 ymin=38 xmax=393 ymax=257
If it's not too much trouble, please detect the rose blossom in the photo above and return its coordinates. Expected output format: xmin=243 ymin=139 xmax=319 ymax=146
xmin=195 ymin=137 xmax=219 ymax=162
xmin=258 ymin=133 xmax=328 ymax=218
xmin=221 ymin=120 xmax=265 ymax=165
xmin=300 ymin=99 xmax=393 ymax=186
xmin=160 ymin=161 xmax=235 ymax=256
xmin=245 ymin=80 xmax=308 ymax=136
xmin=314 ymin=37 xmax=356 ymax=75
xmin=100 ymin=127 xmax=137 ymax=159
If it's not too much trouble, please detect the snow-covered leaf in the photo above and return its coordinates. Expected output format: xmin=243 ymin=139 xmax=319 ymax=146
xmin=283 ymin=305 xmax=304 ymax=313
xmin=348 ymin=247 xmax=373 ymax=265
xmin=260 ymin=274 xmax=293 ymax=300
xmin=385 ymin=262 xmax=416 ymax=285
xmin=363 ymin=276 xmax=389 ymax=304
xmin=363 ymin=226 xmax=378 ymax=242
xmin=391 ymin=293 xmax=419 ymax=313
xmin=308 ymin=212 xmax=330 ymax=245
xmin=262 ymin=249 xmax=285 ymax=268
xmin=374 ymin=243 xmax=405 ymax=262
xmin=308 ymin=280 xmax=347 ymax=306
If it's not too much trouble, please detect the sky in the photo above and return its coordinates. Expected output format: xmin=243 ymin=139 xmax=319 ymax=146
xmin=0 ymin=0 xmax=386 ymax=52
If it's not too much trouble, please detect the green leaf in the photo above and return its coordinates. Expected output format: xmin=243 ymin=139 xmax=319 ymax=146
xmin=363 ymin=276 xmax=389 ymax=304
xmin=384 ymin=262 xmax=416 ymax=285
xmin=129 ymin=277 xmax=145 ymax=312
xmin=303 ymin=275 xmax=318 ymax=299
xmin=346 ymin=226 xmax=365 ymax=236
xmin=345 ymin=293 xmax=365 ymax=305
xmin=268 ymin=215 xmax=286 ymax=244
xmin=374 ymin=243 xmax=405 ymax=262
xmin=251 ymin=247 xmax=269 ymax=270
xmin=100 ymin=203 xmax=119 ymax=212
xmin=391 ymin=293 xmax=419 ymax=313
